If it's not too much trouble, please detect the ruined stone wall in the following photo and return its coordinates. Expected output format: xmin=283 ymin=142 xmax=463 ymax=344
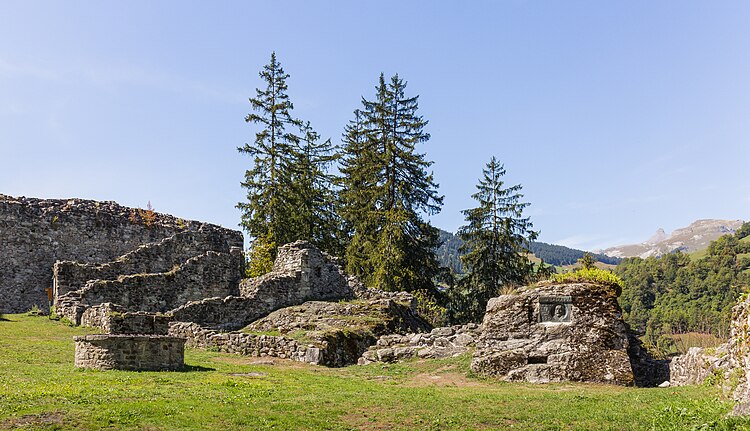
xmin=169 ymin=296 xmax=270 ymax=331
xmin=81 ymin=303 xmax=171 ymax=335
xmin=172 ymin=240 xmax=353 ymax=330
xmin=74 ymin=334 xmax=185 ymax=371
xmin=670 ymin=294 xmax=750 ymax=415
xmin=58 ymin=250 xmax=243 ymax=324
xmin=54 ymin=225 xmax=242 ymax=299
xmin=170 ymin=322 xmax=321 ymax=364
xmin=359 ymin=324 xmax=480 ymax=364
xmin=0 ymin=194 xmax=208 ymax=313
xmin=239 ymin=241 xmax=351 ymax=301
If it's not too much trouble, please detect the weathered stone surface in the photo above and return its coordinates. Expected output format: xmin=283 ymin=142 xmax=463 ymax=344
xmin=239 ymin=240 xmax=353 ymax=302
xmin=667 ymin=294 xmax=750 ymax=414
xmin=57 ymin=249 xmax=243 ymax=325
xmin=74 ymin=334 xmax=185 ymax=371
xmin=171 ymin=241 xmax=354 ymax=330
xmin=244 ymin=298 xmax=431 ymax=366
xmin=358 ymin=323 xmax=480 ymax=365
xmin=169 ymin=322 xmax=314 ymax=364
xmin=81 ymin=303 xmax=172 ymax=335
xmin=730 ymin=294 xmax=750 ymax=414
xmin=471 ymin=282 xmax=637 ymax=385
xmin=54 ymin=224 xmax=242 ymax=300
xmin=0 ymin=194 xmax=216 ymax=313
xmin=669 ymin=346 xmax=732 ymax=387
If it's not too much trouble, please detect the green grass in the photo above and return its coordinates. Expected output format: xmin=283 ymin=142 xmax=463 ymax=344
xmin=2 ymin=315 xmax=750 ymax=430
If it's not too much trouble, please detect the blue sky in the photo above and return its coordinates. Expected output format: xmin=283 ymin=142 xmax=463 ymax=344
xmin=1 ymin=1 xmax=749 ymax=251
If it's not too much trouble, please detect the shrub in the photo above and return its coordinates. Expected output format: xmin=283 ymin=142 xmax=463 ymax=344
xmin=413 ymin=290 xmax=448 ymax=327
xmin=26 ymin=305 xmax=42 ymax=316
xmin=247 ymin=235 xmax=276 ymax=277
xmin=551 ymin=267 xmax=623 ymax=288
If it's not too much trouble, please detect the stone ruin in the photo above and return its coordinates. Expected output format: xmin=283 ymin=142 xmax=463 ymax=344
xmin=669 ymin=293 xmax=750 ymax=415
xmin=358 ymin=323 xmax=480 ymax=365
xmin=0 ymin=194 xmax=226 ymax=314
xmin=167 ymin=242 xmax=431 ymax=366
xmin=10 ymin=198 xmax=432 ymax=369
xmin=74 ymin=304 xmax=185 ymax=371
xmin=54 ymin=223 xmax=244 ymax=325
xmin=470 ymin=281 xmax=664 ymax=386
xmin=11 ymin=192 xmax=750 ymax=400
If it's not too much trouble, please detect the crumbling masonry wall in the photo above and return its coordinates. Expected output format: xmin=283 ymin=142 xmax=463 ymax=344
xmin=57 ymin=249 xmax=243 ymax=324
xmin=0 ymin=194 xmax=212 ymax=313
xmin=171 ymin=241 xmax=353 ymax=330
xmin=53 ymin=225 xmax=241 ymax=300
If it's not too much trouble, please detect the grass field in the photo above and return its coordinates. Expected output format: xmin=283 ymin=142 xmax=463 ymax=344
xmin=2 ymin=314 xmax=750 ymax=430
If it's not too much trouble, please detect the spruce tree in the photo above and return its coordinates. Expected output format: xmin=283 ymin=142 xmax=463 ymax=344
xmin=290 ymin=121 xmax=342 ymax=256
xmin=339 ymin=108 xmax=377 ymax=273
xmin=238 ymin=52 xmax=301 ymax=261
xmin=453 ymin=157 xmax=538 ymax=322
xmin=341 ymin=74 xmax=443 ymax=292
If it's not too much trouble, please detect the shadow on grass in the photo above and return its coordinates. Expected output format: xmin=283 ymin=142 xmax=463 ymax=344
xmin=0 ymin=317 xmax=11 ymax=322
xmin=179 ymin=364 xmax=215 ymax=372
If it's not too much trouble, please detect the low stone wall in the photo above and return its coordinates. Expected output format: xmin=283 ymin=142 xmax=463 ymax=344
xmin=74 ymin=334 xmax=185 ymax=371
xmin=81 ymin=303 xmax=171 ymax=335
xmin=169 ymin=322 xmax=321 ymax=364
xmin=169 ymin=294 xmax=431 ymax=367
xmin=359 ymin=324 xmax=479 ymax=364
xmin=54 ymin=225 xmax=242 ymax=299
xmin=669 ymin=346 xmax=733 ymax=387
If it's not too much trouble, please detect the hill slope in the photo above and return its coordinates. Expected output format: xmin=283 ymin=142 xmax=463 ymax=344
xmin=436 ymin=230 xmax=620 ymax=273
xmin=602 ymin=219 xmax=745 ymax=258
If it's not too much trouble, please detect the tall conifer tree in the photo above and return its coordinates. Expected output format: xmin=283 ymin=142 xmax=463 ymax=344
xmin=341 ymin=74 xmax=443 ymax=292
xmin=238 ymin=52 xmax=301 ymax=260
xmin=452 ymin=157 xmax=538 ymax=322
xmin=290 ymin=121 xmax=342 ymax=256
xmin=340 ymin=109 xmax=378 ymax=273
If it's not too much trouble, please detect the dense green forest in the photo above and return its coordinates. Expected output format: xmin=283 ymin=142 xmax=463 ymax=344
xmin=616 ymin=222 xmax=750 ymax=354
xmin=435 ymin=230 xmax=621 ymax=274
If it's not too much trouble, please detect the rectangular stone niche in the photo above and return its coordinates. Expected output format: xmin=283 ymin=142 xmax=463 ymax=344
xmin=538 ymin=295 xmax=572 ymax=323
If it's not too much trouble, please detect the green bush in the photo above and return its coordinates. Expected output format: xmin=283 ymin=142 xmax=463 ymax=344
xmin=247 ymin=235 xmax=276 ymax=278
xmin=413 ymin=289 xmax=448 ymax=327
xmin=551 ymin=267 xmax=623 ymax=288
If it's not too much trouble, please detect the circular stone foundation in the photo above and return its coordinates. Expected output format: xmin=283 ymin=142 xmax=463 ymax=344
xmin=74 ymin=334 xmax=185 ymax=371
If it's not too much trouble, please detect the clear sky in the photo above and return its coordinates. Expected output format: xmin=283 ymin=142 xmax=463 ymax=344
xmin=1 ymin=1 xmax=749 ymax=251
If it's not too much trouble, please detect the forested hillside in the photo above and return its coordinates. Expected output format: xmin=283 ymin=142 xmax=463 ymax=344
xmin=435 ymin=230 xmax=620 ymax=273
xmin=529 ymin=242 xmax=621 ymax=266
xmin=616 ymin=222 xmax=750 ymax=355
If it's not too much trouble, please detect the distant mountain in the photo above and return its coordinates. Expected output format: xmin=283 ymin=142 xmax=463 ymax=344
xmin=435 ymin=229 xmax=621 ymax=274
xmin=601 ymin=219 xmax=745 ymax=259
